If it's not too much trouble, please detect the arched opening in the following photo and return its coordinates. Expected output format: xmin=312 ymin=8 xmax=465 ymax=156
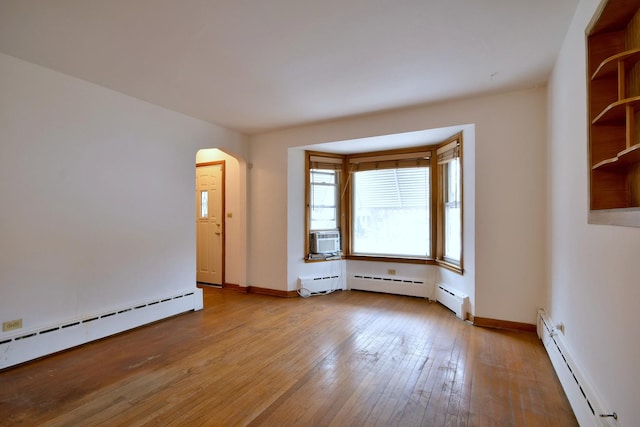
xmin=196 ymin=148 xmax=248 ymax=297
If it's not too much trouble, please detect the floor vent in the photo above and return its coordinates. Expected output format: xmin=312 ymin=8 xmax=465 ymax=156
xmin=537 ymin=309 xmax=617 ymax=426
xmin=435 ymin=283 xmax=467 ymax=319
xmin=0 ymin=290 xmax=201 ymax=370
xmin=348 ymin=274 xmax=431 ymax=298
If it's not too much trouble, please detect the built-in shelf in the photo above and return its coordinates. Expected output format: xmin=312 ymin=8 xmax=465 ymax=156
xmin=591 ymin=48 xmax=640 ymax=80
xmin=592 ymin=157 xmax=619 ymax=171
xmin=592 ymin=144 xmax=640 ymax=171
xmin=617 ymin=143 xmax=640 ymax=166
xmin=592 ymin=96 xmax=640 ymax=125
xmin=587 ymin=0 xmax=640 ymax=219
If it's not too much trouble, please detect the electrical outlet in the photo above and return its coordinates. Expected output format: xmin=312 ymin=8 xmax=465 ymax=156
xmin=387 ymin=269 xmax=396 ymax=275
xmin=3 ymin=319 xmax=23 ymax=332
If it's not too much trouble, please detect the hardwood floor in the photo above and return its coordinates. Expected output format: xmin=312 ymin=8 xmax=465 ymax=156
xmin=0 ymin=288 xmax=577 ymax=426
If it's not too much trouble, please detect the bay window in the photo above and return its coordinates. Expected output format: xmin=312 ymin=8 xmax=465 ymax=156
xmin=305 ymin=132 xmax=463 ymax=272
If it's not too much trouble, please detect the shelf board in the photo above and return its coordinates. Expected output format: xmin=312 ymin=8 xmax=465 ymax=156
xmin=617 ymin=143 xmax=640 ymax=166
xmin=592 ymin=157 xmax=619 ymax=170
xmin=591 ymin=48 xmax=640 ymax=80
xmin=592 ymin=143 xmax=640 ymax=171
xmin=592 ymin=96 xmax=640 ymax=125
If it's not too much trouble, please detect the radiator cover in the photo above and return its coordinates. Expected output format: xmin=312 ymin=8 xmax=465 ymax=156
xmin=435 ymin=283 xmax=467 ymax=319
xmin=537 ymin=309 xmax=617 ymax=426
xmin=348 ymin=274 xmax=432 ymax=299
xmin=298 ymin=275 xmax=345 ymax=296
xmin=0 ymin=289 xmax=202 ymax=369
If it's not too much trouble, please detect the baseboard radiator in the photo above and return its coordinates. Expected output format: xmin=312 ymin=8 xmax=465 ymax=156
xmin=348 ymin=274 xmax=432 ymax=299
xmin=0 ymin=289 xmax=203 ymax=370
xmin=537 ymin=309 xmax=617 ymax=426
xmin=298 ymin=275 xmax=345 ymax=296
xmin=435 ymin=283 xmax=468 ymax=320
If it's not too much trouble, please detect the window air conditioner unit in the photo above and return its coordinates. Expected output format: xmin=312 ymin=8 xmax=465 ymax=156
xmin=310 ymin=231 xmax=341 ymax=254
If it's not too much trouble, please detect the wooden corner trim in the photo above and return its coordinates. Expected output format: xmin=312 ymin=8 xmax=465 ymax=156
xmin=221 ymin=283 xmax=301 ymax=298
xmin=473 ymin=316 xmax=536 ymax=333
xmin=221 ymin=283 xmax=246 ymax=293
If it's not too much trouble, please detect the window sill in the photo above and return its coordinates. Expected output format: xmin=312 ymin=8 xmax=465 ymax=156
xmin=436 ymin=259 xmax=463 ymax=274
xmin=303 ymin=254 xmax=463 ymax=272
xmin=345 ymin=255 xmax=436 ymax=265
xmin=304 ymin=254 xmax=343 ymax=263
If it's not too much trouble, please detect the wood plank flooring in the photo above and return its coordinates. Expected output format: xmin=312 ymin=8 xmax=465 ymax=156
xmin=0 ymin=288 xmax=577 ymax=426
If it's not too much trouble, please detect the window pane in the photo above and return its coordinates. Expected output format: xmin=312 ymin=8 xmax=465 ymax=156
xmin=200 ymin=191 xmax=208 ymax=218
xmin=443 ymin=158 xmax=461 ymax=262
xmin=311 ymin=170 xmax=336 ymax=184
xmin=311 ymin=184 xmax=336 ymax=207
xmin=311 ymin=208 xmax=337 ymax=230
xmin=352 ymin=167 xmax=430 ymax=257
xmin=310 ymin=169 xmax=338 ymax=230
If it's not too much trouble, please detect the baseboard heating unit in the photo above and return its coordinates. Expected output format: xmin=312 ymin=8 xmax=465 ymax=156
xmin=298 ymin=275 xmax=345 ymax=297
xmin=435 ymin=283 xmax=467 ymax=320
xmin=348 ymin=274 xmax=432 ymax=299
xmin=537 ymin=309 xmax=617 ymax=426
xmin=0 ymin=289 xmax=203 ymax=370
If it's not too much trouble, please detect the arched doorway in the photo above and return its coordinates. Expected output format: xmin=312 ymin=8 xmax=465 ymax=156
xmin=195 ymin=148 xmax=247 ymax=292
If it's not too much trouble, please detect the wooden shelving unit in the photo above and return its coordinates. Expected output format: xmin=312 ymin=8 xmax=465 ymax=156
xmin=588 ymin=0 xmax=640 ymax=216
xmin=591 ymin=47 xmax=640 ymax=79
xmin=592 ymin=143 xmax=640 ymax=170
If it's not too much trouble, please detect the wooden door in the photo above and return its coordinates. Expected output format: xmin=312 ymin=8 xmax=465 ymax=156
xmin=196 ymin=163 xmax=224 ymax=284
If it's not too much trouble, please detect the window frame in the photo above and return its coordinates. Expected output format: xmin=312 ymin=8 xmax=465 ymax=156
xmin=309 ymin=169 xmax=339 ymax=231
xmin=304 ymin=133 xmax=463 ymax=273
xmin=345 ymin=147 xmax=434 ymax=261
xmin=435 ymin=133 xmax=464 ymax=273
xmin=304 ymin=151 xmax=345 ymax=260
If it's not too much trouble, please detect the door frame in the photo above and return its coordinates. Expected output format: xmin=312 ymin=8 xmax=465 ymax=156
xmin=196 ymin=160 xmax=225 ymax=285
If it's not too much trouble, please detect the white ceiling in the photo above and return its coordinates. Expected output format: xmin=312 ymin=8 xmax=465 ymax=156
xmin=0 ymin=0 xmax=577 ymax=135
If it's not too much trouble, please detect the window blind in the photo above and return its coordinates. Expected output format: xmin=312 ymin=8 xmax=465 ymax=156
xmin=436 ymin=140 xmax=460 ymax=165
xmin=309 ymin=155 xmax=343 ymax=171
xmin=354 ymin=168 xmax=429 ymax=208
xmin=347 ymin=151 xmax=431 ymax=172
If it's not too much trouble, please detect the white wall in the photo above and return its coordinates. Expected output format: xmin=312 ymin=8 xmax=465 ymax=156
xmin=547 ymin=0 xmax=640 ymax=422
xmin=196 ymin=149 xmax=248 ymax=287
xmin=250 ymin=87 xmax=546 ymax=324
xmin=0 ymin=53 xmax=248 ymax=339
